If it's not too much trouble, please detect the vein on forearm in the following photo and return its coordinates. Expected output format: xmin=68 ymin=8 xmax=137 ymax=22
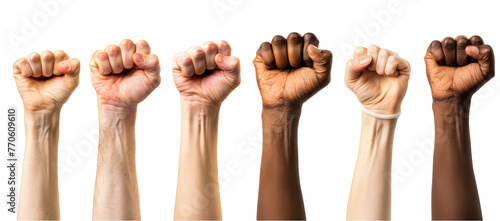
xmin=175 ymin=103 xmax=221 ymax=220
xmin=19 ymin=110 xmax=61 ymax=220
xmin=347 ymin=111 xmax=397 ymax=220
xmin=93 ymin=106 xmax=140 ymax=220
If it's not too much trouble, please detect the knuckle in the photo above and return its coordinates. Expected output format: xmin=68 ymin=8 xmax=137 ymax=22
xmin=190 ymin=47 xmax=205 ymax=58
xmin=105 ymin=45 xmax=121 ymax=55
xmin=27 ymin=52 xmax=40 ymax=61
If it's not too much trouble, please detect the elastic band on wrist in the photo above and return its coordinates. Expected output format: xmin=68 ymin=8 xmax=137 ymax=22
xmin=361 ymin=106 xmax=401 ymax=120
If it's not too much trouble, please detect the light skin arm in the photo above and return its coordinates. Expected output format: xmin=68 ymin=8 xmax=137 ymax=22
xmin=13 ymin=51 xmax=80 ymax=220
xmin=254 ymin=32 xmax=332 ymax=220
xmin=346 ymin=113 xmax=396 ymax=220
xmin=425 ymin=35 xmax=494 ymax=220
xmin=174 ymin=103 xmax=222 ymax=219
xmin=90 ymin=39 xmax=161 ymax=220
xmin=92 ymin=105 xmax=140 ymax=219
xmin=345 ymin=46 xmax=411 ymax=220
xmin=173 ymin=41 xmax=240 ymax=220
xmin=19 ymin=110 xmax=61 ymax=220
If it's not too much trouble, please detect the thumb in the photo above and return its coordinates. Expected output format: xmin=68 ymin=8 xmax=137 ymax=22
xmin=307 ymin=45 xmax=332 ymax=76
xmin=133 ymin=53 xmax=161 ymax=86
xmin=466 ymin=45 xmax=495 ymax=78
xmin=215 ymin=54 xmax=240 ymax=75
xmin=215 ymin=54 xmax=241 ymax=87
xmin=345 ymin=55 xmax=371 ymax=83
xmin=57 ymin=58 xmax=80 ymax=78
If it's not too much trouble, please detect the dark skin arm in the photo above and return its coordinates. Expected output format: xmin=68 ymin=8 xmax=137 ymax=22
xmin=253 ymin=32 xmax=332 ymax=220
xmin=425 ymin=35 xmax=494 ymax=220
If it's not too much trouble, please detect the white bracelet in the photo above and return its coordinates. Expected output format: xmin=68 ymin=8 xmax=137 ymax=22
xmin=361 ymin=106 xmax=401 ymax=120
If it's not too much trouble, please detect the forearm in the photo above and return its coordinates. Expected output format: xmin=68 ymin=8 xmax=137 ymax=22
xmin=93 ymin=105 xmax=140 ymax=220
xmin=174 ymin=101 xmax=221 ymax=220
xmin=347 ymin=111 xmax=397 ymax=220
xmin=431 ymin=100 xmax=482 ymax=220
xmin=257 ymin=107 xmax=305 ymax=220
xmin=18 ymin=110 xmax=61 ymax=220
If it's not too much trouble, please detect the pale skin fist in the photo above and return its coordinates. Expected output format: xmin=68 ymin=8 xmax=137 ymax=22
xmin=90 ymin=39 xmax=161 ymax=108
xmin=13 ymin=50 xmax=80 ymax=112
xmin=424 ymin=35 xmax=495 ymax=102
xmin=345 ymin=45 xmax=411 ymax=115
xmin=173 ymin=40 xmax=241 ymax=106
xmin=253 ymin=32 xmax=332 ymax=109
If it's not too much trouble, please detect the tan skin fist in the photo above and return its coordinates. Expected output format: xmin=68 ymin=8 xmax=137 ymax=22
xmin=253 ymin=32 xmax=332 ymax=109
xmin=425 ymin=35 xmax=495 ymax=102
xmin=173 ymin=40 xmax=241 ymax=106
xmin=13 ymin=50 xmax=80 ymax=112
xmin=90 ymin=39 xmax=161 ymax=108
xmin=345 ymin=46 xmax=411 ymax=115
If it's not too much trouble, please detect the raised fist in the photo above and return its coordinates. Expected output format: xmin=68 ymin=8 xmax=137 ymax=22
xmin=253 ymin=32 xmax=332 ymax=109
xmin=13 ymin=50 xmax=80 ymax=111
xmin=345 ymin=45 xmax=411 ymax=115
xmin=172 ymin=40 xmax=240 ymax=106
xmin=424 ymin=35 xmax=495 ymax=101
xmin=90 ymin=39 xmax=161 ymax=108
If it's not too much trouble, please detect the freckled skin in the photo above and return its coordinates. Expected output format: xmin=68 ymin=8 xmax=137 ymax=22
xmin=424 ymin=35 xmax=494 ymax=220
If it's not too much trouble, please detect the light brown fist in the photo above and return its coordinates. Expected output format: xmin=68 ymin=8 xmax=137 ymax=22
xmin=424 ymin=35 xmax=495 ymax=102
xmin=90 ymin=39 xmax=161 ymax=108
xmin=253 ymin=32 xmax=332 ymax=109
xmin=13 ymin=50 xmax=80 ymax=112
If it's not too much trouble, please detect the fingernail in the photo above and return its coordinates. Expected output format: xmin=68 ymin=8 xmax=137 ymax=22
xmin=59 ymin=62 xmax=70 ymax=72
xmin=309 ymin=44 xmax=320 ymax=53
xmin=359 ymin=57 xmax=371 ymax=65
xmin=468 ymin=46 xmax=479 ymax=55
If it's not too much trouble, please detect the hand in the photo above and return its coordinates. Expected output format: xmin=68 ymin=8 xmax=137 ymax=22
xmin=253 ymin=32 xmax=332 ymax=109
xmin=90 ymin=39 xmax=161 ymax=109
xmin=345 ymin=45 xmax=410 ymax=115
xmin=13 ymin=50 xmax=80 ymax=112
xmin=172 ymin=40 xmax=240 ymax=107
xmin=424 ymin=35 xmax=495 ymax=102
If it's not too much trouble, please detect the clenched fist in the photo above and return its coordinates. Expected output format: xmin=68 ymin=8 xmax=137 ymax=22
xmin=173 ymin=40 xmax=241 ymax=106
xmin=253 ymin=32 xmax=332 ymax=109
xmin=345 ymin=46 xmax=410 ymax=115
xmin=90 ymin=39 xmax=161 ymax=108
xmin=13 ymin=50 xmax=80 ymax=111
xmin=424 ymin=35 xmax=495 ymax=102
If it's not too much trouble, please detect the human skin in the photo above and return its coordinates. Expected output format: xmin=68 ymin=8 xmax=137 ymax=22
xmin=253 ymin=32 xmax=332 ymax=220
xmin=425 ymin=35 xmax=494 ymax=220
xmin=172 ymin=40 xmax=240 ymax=220
xmin=13 ymin=50 xmax=80 ymax=220
xmin=345 ymin=46 xmax=411 ymax=220
xmin=90 ymin=39 xmax=161 ymax=220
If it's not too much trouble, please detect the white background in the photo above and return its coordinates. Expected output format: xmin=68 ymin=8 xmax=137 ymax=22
xmin=1 ymin=0 xmax=500 ymax=220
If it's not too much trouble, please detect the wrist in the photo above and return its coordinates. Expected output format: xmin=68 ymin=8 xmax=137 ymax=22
xmin=98 ymin=103 xmax=137 ymax=120
xmin=180 ymin=99 xmax=221 ymax=115
xmin=25 ymin=109 xmax=61 ymax=128
xmin=432 ymin=98 xmax=471 ymax=118
xmin=261 ymin=105 xmax=301 ymax=128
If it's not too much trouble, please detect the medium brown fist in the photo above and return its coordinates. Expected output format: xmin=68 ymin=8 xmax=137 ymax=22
xmin=424 ymin=35 xmax=494 ymax=102
xmin=253 ymin=32 xmax=332 ymax=109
